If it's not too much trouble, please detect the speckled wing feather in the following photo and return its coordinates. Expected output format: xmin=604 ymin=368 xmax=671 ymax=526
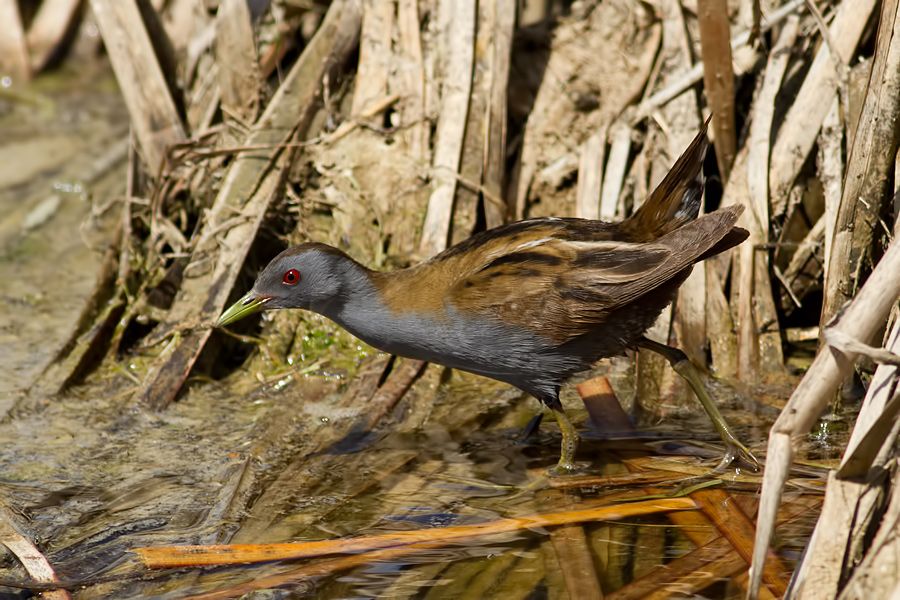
xmin=448 ymin=206 xmax=745 ymax=343
xmin=445 ymin=218 xmax=670 ymax=341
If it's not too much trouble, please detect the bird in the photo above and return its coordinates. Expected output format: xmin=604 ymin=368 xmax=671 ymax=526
xmin=216 ymin=121 xmax=758 ymax=474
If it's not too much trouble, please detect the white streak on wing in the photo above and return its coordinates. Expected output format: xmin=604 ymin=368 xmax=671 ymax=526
xmin=513 ymin=237 xmax=555 ymax=251
xmin=566 ymin=240 xmax=643 ymax=251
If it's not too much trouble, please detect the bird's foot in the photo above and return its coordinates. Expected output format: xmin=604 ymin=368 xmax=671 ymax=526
xmin=547 ymin=460 xmax=581 ymax=477
xmin=713 ymin=438 xmax=760 ymax=473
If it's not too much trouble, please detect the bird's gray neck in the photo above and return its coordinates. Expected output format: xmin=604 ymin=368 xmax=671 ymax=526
xmin=314 ymin=264 xmax=445 ymax=358
xmin=312 ymin=262 xmax=393 ymax=342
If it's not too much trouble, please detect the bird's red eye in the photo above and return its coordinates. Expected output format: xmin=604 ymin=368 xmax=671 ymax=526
xmin=282 ymin=269 xmax=300 ymax=285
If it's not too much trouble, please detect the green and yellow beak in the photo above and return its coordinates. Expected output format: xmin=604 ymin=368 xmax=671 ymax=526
xmin=216 ymin=292 xmax=272 ymax=327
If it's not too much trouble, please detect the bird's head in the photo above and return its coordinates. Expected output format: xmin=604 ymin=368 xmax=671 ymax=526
xmin=216 ymin=243 xmax=357 ymax=327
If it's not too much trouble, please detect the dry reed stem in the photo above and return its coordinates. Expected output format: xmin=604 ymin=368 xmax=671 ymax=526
xmin=90 ymin=0 xmax=187 ymax=173
xmin=839 ymin=321 xmax=900 ymax=477
xmin=215 ymin=0 xmax=260 ymax=124
xmin=788 ymin=470 xmax=888 ymax=599
xmin=576 ymin=129 xmax=606 ymax=220
xmin=697 ymin=0 xmax=736 ymax=180
xmin=706 ymin=263 xmax=739 ymax=377
xmin=741 ymin=9 xmax=795 ymax=373
xmin=599 ymin=122 xmax=631 ymax=220
xmin=160 ymin=0 xmax=207 ymax=53
xmin=0 ymin=505 xmax=70 ymax=599
xmin=750 ymin=237 xmax=900 ymax=599
xmin=396 ymin=0 xmax=428 ymax=159
xmin=453 ymin=0 xmax=496 ymax=245
xmin=418 ymin=0 xmax=475 ymax=256
xmin=747 ymin=16 xmax=797 ymax=239
xmin=768 ymin=0 xmax=877 ymax=216
xmin=25 ymin=0 xmax=83 ymax=73
xmin=631 ymin=0 xmax=804 ymax=125
xmin=353 ymin=0 xmax=394 ymax=115
xmin=135 ymin=496 xmax=698 ymax=568
xmin=0 ymin=0 xmax=31 ymax=82
xmin=820 ymin=0 xmax=900 ymax=327
xmin=783 ymin=316 xmax=900 ymax=587
xmin=836 ymin=463 xmax=900 ymax=598
xmin=779 ymin=216 xmax=824 ymax=311
xmin=818 ymin=98 xmax=843 ymax=280
xmin=655 ymin=0 xmax=706 ymax=368
xmin=726 ymin=143 xmax=784 ymax=379
xmin=482 ymin=0 xmax=515 ymax=228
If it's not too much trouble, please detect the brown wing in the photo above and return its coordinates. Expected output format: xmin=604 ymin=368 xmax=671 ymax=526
xmin=447 ymin=205 xmax=744 ymax=344
xmin=447 ymin=236 xmax=672 ymax=343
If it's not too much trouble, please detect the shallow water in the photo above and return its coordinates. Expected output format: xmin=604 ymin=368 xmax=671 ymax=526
xmin=0 ymin=63 xmax=128 ymax=406
xmin=0 ymin=67 xmax=835 ymax=600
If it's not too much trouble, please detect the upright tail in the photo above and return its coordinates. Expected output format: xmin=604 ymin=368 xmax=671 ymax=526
xmin=621 ymin=117 xmax=710 ymax=241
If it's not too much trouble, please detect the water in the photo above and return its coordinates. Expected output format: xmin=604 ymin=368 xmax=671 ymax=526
xmin=0 ymin=361 xmax=827 ymax=598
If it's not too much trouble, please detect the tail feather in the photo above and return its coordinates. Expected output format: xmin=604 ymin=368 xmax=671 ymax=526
xmin=622 ymin=117 xmax=710 ymax=240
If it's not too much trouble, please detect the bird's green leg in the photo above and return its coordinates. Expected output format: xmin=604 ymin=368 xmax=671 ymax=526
xmin=549 ymin=406 xmax=580 ymax=475
xmin=637 ymin=337 xmax=760 ymax=471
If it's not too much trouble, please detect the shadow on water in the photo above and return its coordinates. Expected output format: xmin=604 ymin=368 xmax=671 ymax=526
xmin=0 ymin=67 xmax=838 ymax=600
xmin=0 ymin=361 xmax=835 ymax=599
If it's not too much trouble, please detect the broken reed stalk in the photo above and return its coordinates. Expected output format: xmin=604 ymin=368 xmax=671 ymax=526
xmin=0 ymin=506 xmax=70 ymax=600
xmin=788 ymin=315 xmax=900 ymax=597
xmin=0 ymin=0 xmax=31 ymax=81
xmin=696 ymin=0 xmax=736 ymax=180
xmin=768 ymin=0 xmax=878 ymax=215
xmin=749 ymin=236 xmax=900 ymax=599
xmin=26 ymin=0 xmax=83 ymax=74
xmin=820 ymin=0 xmax=900 ymax=328
xmin=418 ymin=0 xmax=475 ymax=256
xmin=215 ymin=0 xmax=261 ymax=124
xmin=134 ymin=496 xmax=697 ymax=568
xmin=736 ymin=16 xmax=798 ymax=379
xmin=90 ymin=0 xmax=187 ymax=174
